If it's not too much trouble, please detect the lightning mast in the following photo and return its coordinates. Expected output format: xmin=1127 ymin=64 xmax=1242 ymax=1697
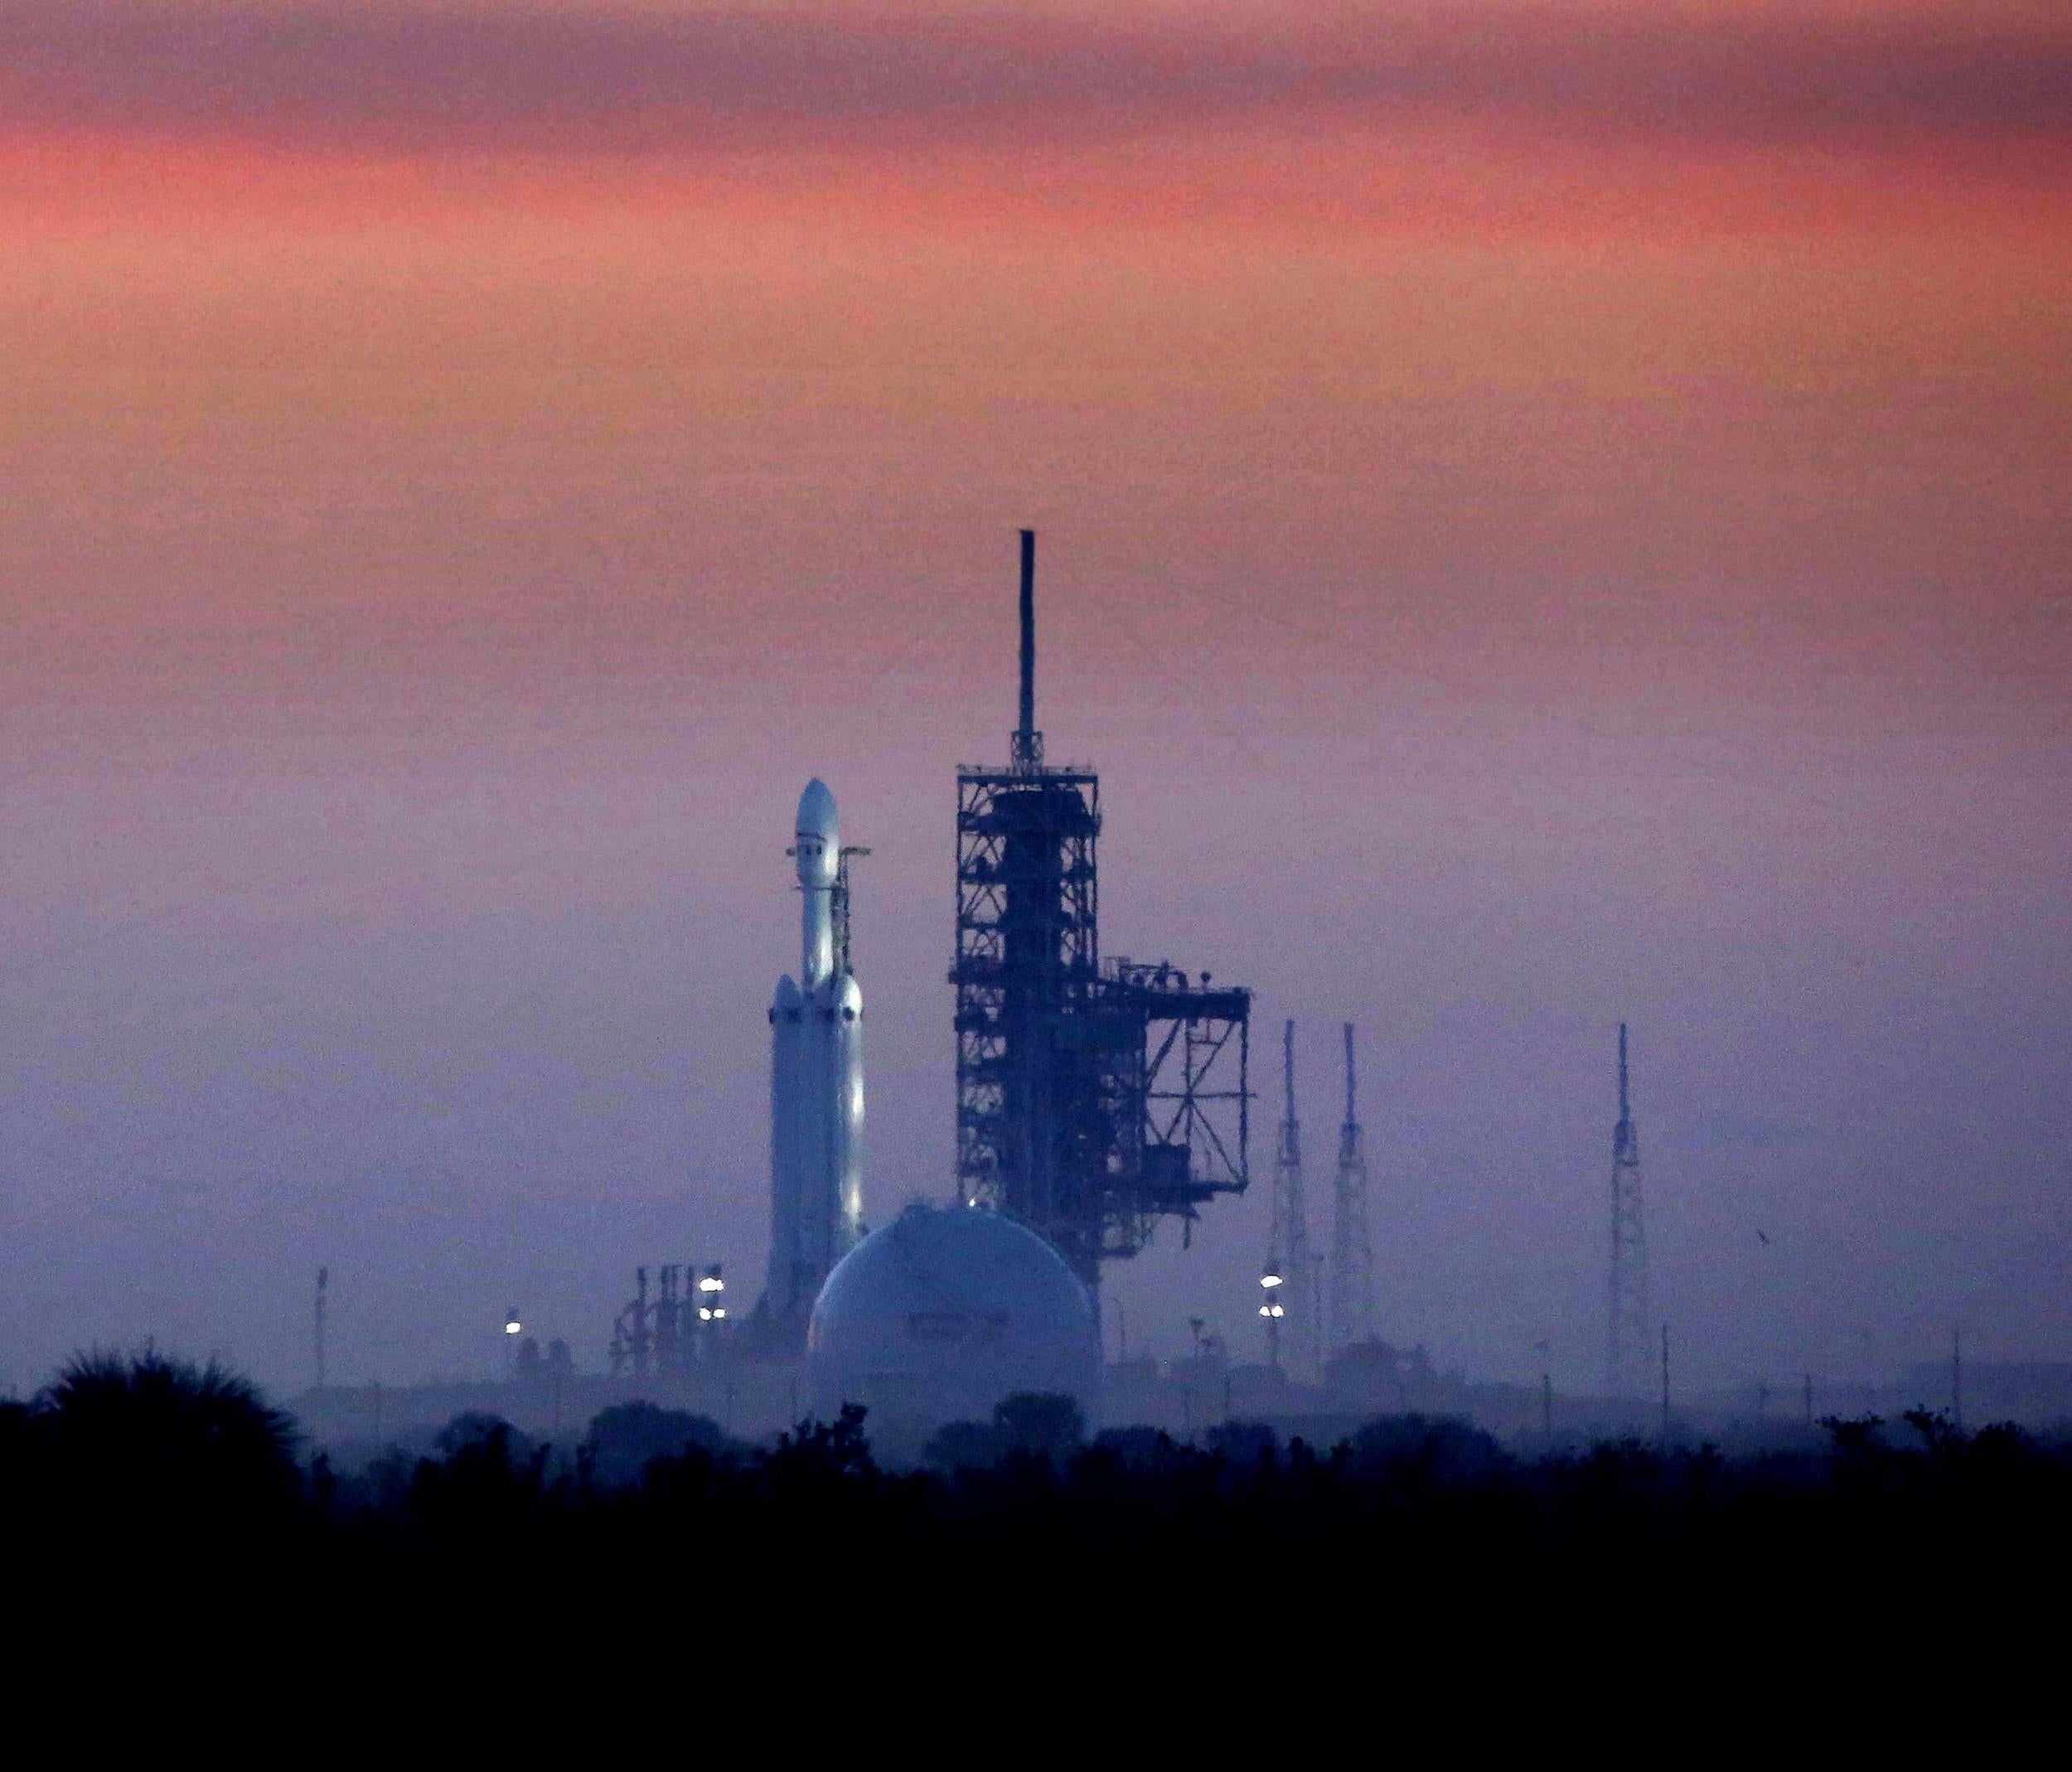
xmin=1606 ymin=1023 xmax=1648 ymax=1398
xmin=1328 ymin=1023 xmax=1373 ymax=1353
xmin=1266 ymin=1021 xmax=1313 ymax=1376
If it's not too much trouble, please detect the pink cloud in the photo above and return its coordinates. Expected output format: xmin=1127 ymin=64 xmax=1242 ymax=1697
xmin=0 ymin=1 xmax=2065 ymax=167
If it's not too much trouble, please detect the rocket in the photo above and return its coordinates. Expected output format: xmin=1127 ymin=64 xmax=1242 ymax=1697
xmin=765 ymin=778 xmax=865 ymax=1326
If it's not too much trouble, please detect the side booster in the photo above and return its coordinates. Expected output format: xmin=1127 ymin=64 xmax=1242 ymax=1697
xmin=766 ymin=778 xmax=865 ymax=1333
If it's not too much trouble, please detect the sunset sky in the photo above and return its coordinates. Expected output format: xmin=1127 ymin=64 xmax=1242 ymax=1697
xmin=1 ymin=1 xmax=2066 ymax=1396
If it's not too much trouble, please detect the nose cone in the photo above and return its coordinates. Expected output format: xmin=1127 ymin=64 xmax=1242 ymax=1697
xmin=795 ymin=777 xmax=840 ymax=888
xmin=796 ymin=777 xmax=838 ymax=844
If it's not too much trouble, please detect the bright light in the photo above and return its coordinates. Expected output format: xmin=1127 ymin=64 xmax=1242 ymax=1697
xmin=713 ymin=1308 xmax=727 ymax=1320
xmin=504 ymin=1320 xmax=522 ymax=1335
xmin=1260 ymin=1272 xmax=1284 ymax=1288
xmin=698 ymin=1307 xmax=714 ymax=1321
xmin=699 ymin=1276 xmax=724 ymax=1292
xmin=1268 ymin=1304 xmax=1284 ymax=1318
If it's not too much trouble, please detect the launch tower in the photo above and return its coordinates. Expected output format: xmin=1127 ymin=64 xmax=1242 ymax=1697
xmin=951 ymin=532 xmax=1251 ymax=1286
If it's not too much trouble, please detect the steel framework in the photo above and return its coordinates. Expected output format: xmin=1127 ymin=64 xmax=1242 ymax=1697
xmin=951 ymin=532 xmax=1250 ymax=1287
xmin=1328 ymin=1022 xmax=1374 ymax=1353
xmin=1606 ymin=1022 xmax=1648 ymax=1397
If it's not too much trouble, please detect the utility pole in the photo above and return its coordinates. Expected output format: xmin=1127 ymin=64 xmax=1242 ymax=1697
xmin=1328 ymin=1023 xmax=1373 ymax=1354
xmin=1953 ymin=1324 xmax=1963 ymax=1432
xmin=1607 ymin=1024 xmax=1648 ymax=1399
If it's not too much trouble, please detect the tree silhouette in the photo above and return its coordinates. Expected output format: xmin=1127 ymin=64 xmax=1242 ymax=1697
xmin=23 ymin=1348 xmax=302 ymax=1538
xmin=922 ymin=1416 xmax=1000 ymax=1472
xmin=583 ymin=1401 xmax=726 ymax=1489
xmin=991 ymin=1392 xmax=1084 ymax=1460
xmin=1900 ymin=1407 xmax=1964 ymax=1455
xmin=1818 ymin=1413 xmax=1888 ymax=1461
xmin=435 ymin=1410 xmax=535 ymax=1463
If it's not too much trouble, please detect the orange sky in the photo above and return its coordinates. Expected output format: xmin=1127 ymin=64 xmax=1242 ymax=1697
xmin=2 ymin=2 xmax=2065 ymax=712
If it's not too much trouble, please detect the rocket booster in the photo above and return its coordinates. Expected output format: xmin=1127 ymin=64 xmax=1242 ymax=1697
xmin=766 ymin=778 xmax=865 ymax=1326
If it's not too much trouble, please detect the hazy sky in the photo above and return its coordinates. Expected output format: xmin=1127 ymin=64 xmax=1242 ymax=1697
xmin=1 ymin=1 xmax=2066 ymax=1398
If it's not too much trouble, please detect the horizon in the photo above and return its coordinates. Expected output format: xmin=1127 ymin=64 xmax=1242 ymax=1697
xmin=2 ymin=0 xmax=2067 ymax=1401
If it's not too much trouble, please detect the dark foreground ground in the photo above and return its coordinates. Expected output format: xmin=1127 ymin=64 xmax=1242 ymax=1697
xmin=7 ymin=1351 xmax=2065 ymax=1687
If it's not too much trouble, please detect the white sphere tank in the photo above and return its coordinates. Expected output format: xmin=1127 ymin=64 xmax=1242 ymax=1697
xmin=807 ymin=1203 xmax=1098 ymax=1426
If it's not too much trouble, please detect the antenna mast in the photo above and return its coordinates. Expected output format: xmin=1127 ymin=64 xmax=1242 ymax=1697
xmin=1606 ymin=1023 xmax=1648 ymax=1398
xmin=1328 ymin=1022 xmax=1373 ymax=1355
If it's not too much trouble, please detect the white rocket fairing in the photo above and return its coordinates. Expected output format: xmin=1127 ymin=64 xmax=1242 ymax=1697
xmin=766 ymin=778 xmax=865 ymax=1323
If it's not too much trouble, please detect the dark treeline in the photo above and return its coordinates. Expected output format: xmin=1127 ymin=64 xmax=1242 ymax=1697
xmin=7 ymin=1351 xmax=2066 ymax=1639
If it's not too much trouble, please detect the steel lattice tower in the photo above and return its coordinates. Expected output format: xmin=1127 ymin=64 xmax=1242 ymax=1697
xmin=1265 ymin=1020 xmax=1311 ymax=1374
xmin=1606 ymin=1022 xmax=1648 ymax=1397
xmin=1328 ymin=1022 xmax=1373 ymax=1353
xmin=951 ymin=531 xmax=1252 ymax=1287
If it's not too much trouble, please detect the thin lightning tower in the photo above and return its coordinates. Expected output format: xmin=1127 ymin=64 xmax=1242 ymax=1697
xmin=1607 ymin=1023 xmax=1648 ymax=1398
xmin=1329 ymin=1022 xmax=1373 ymax=1354
xmin=1268 ymin=1020 xmax=1313 ymax=1377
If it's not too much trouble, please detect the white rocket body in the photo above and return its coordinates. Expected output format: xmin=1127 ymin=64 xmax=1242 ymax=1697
xmin=766 ymin=778 xmax=865 ymax=1322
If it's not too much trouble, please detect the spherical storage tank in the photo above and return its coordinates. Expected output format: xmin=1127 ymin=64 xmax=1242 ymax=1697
xmin=807 ymin=1203 xmax=1099 ymax=1425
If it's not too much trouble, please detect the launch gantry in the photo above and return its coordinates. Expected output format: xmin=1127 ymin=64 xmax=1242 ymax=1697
xmin=951 ymin=531 xmax=1251 ymax=1287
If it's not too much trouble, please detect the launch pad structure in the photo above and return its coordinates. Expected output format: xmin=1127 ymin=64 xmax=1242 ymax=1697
xmin=951 ymin=531 xmax=1251 ymax=1287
